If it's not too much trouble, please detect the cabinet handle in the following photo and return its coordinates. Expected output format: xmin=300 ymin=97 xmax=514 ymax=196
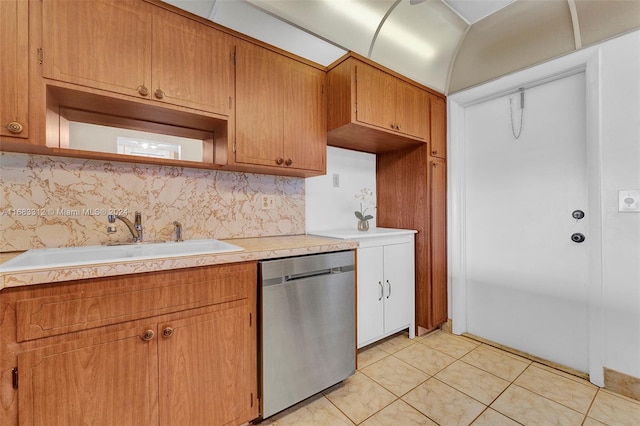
xmin=141 ymin=329 xmax=155 ymax=341
xmin=162 ymin=327 xmax=174 ymax=338
xmin=275 ymin=157 xmax=284 ymax=165
xmin=378 ymin=281 xmax=383 ymax=301
xmin=154 ymin=89 xmax=165 ymax=99
xmin=6 ymin=121 xmax=23 ymax=134
xmin=386 ymin=280 xmax=391 ymax=299
xmin=137 ymin=85 xmax=149 ymax=96
xmin=285 ymin=158 xmax=293 ymax=167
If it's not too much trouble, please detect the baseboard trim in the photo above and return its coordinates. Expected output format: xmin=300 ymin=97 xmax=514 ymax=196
xmin=460 ymin=332 xmax=590 ymax=381
xmin=604 ymin=367 xmax=640 ymax=402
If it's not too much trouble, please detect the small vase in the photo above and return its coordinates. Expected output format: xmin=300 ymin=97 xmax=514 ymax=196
xmin=357 ymin=220 xmax=369 ymax=232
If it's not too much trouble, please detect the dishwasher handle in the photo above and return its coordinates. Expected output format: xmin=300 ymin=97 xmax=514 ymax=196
xmin=285 ymin=267 xmax=350 ymax=282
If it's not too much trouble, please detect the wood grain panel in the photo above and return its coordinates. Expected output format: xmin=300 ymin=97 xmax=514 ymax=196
xmin=377 ymin=145 xmax=430 ymax=330
xmin=396 ymin=79 xmax=429 ymax=141
xmin=430 ymin=96 xmax=447 ymax=159
xmin=355 ymin=61 xmax=395 ymax=131
xmin=16 ymin=262 xmax=255 ymax=341
xmin=234 ymin=41 xmax=284 ymax=167
xmin=283 ymin=60 xmax=326 ymax=172
xmin=42 ymin=0 xmax=153 ymax=96
xmin=18 ymin=322 xmax=159 ymax=426
xmin=429 ymin=157 xmax=448 ymax=325
xmin=0 ymin=0 xmax=29 ymax=139
xmin=160 ymin=304 xmax=257 ymax=425
xmin=326 ymin=58 xmax=354 ymax=131
xmin=152 ymin=7 xmax=233 ymax=115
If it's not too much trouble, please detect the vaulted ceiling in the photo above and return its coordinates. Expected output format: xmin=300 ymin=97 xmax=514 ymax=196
xmin=164 ymin=0 xmax=640 ymax=94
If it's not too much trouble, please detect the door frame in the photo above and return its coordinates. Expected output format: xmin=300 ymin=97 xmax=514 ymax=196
xmin=448 ymin=48 xmax=605 ymax=385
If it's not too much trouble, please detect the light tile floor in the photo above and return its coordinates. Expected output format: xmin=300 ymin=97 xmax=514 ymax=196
xmin=261 ymin=331 xmax=640 ymax=425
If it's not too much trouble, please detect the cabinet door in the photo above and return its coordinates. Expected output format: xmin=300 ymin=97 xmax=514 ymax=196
xmin=355 ymin=62 xmax=395 ymax=131
xmin=235 ymin=42 xmax=284 ymax=167
xmin=283 ymin=60 xmax=326 ymax=172
xmin=382 ymin=243 xmax=415 ymax=333
xmin=395 ymin=80 xmax=428 ymax=140
xmin=152 ymin=8 xmax=233 ymax=115
xmin=43 ymin=0 xmax=153 ymax=96
xmin=429 ymin=158 xmax=448 ymax=326
xmin=160 ymin=304 xmax=257 ymax=426
xmin=430 ymin=97 xmax=447 ymax=159
xmin=0 ymin=0 xmax=28 ymax=139
xmin=18 ymin=324 xmax=159 ymax=426
xmin=357 ymin=247 xmax=385 ymax=347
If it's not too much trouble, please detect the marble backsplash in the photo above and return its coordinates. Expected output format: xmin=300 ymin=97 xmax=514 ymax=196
xmin=0 ymin=153 xmax=305 ymax=252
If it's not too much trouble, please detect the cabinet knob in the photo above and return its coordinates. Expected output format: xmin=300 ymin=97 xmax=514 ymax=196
xmin=284 ymin=158 xmax=293 ymax=167
xmin=154 ymin=89 xmax=165 ymax=99
xmin=137 ymin=85 xmax=149 ymax=96
xmin=432 ymin=150 xmax=438 ymax=155
xmin=162 ymin=327 xmax=174 ymax=338
xmin=390 ymin=123 xmax=395 ymax=129
xmin=396 ymin=124 xmax=401 ymax=131
xmin=275 ymin=157 xmax=284 ymax=165
xmin=6 ymin=121 xmax=23 ymax=134
xmin=141 ymin=329 xmax=155 ymax=341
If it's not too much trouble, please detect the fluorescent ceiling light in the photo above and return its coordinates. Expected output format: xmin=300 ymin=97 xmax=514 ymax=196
xmin=323 ymin=0 xmax=435 ymax=59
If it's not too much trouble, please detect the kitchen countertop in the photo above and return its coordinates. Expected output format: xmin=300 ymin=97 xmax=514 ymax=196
xmin=0 ymin=235 xmax=358 ymax=290
xmin=310 ymin=227 xmax=417 ymax=239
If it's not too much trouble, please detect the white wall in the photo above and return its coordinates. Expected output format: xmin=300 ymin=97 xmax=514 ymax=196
xmin=597 ymin=31 xmax=640 ymax=380
xmin=449 ymin=30 xmax=640 ymax=383
xmin=305 ymin=147 xmax=376 ymax=232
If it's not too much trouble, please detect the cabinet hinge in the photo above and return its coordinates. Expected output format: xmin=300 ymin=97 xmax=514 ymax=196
xmin=249 ymin=312 xmax=252 ymax=327
xmin=233 ymin=142 xmax=236 ymax=153
xmin=228 ymin=96 xmax=232 ymax=109
xmin=250 ymin=392 xmax=254 ymax=407
xmin=230 ymin=49 xmax=236 ymax=65
xmin=37 ymin=48 xmax=43 ymax=65
xmin=354 ymin=103 xmax=357 ymax=113
xmin=12 ymin=368 xmax=18 ymax=390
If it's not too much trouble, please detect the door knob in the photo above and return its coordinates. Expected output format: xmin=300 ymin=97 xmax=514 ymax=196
xmin=571 ymin=233 xmax=586 ymax=243
xmin=572 ymin=210 xmax=585 ymax=220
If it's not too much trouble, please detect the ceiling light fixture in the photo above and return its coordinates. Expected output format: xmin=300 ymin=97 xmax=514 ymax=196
xmin=323 ymin=0 xmax=435 ymax=59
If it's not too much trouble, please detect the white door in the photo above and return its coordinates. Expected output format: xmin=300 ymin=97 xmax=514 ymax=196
xmin=382 ymin=243 xmax=414 ymax=334
xmin=357 ymin=246 xmax=384 ymax=347
xmin=464 ymin=72 xmax=589 ymax=372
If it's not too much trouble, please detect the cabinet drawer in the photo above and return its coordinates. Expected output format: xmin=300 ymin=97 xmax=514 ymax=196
xmin=16 ymin=262 xmax=256 ymax=342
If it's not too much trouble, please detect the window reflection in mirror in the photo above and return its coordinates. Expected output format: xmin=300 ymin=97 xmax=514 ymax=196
xmin=68 ymin=122 xmax=204 ymax=162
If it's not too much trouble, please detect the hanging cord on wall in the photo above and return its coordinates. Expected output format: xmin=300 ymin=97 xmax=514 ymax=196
xmin=510 ymin=88 xmax=525 ymax=139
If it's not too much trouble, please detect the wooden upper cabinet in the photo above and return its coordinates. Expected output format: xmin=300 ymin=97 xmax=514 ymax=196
xmin=327 ymin=54 xmax=430 ymax=153
xmin=42 ymin=0 xmax=232 ymax=116
xmin=1 ymin=0 xmax=29 ymax=139
xmin=42 ymin=0 xmax=153 ymax=97
xmin=356 ymin=62 xmax=428 ymax=140
xmin=430 ymin=96 xmax=446 ymax=159
xmin=151 ymin=7 xmax=233 ymax=115
xmin=235 ymin=41 xmax=326 ymax=174
xmin=283 ymin=59 xmax=326 ymax=172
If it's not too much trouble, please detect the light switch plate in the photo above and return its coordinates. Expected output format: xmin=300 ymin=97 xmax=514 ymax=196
xmin=619 ymin=190 xmax=640 ymax=212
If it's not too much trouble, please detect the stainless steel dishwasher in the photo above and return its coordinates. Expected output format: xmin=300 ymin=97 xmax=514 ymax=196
xmin=259 ymin=250 xmax=355 ymax=419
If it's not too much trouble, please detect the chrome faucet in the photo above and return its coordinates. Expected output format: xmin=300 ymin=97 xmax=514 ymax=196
xmin=108 ymin=211 xmax=143 ymax=243
xmin=173 ymin=221 xmax=183 ymax=242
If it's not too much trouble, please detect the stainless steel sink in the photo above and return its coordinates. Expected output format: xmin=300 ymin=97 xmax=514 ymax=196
xmin=0 ymin=239 xmax=244 ymax=272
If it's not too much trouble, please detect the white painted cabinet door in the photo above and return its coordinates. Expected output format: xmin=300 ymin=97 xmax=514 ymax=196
xmin=382 ymin=243 xmax=414 ymax=334
xmin=357 ymin=247 xmax=385 ymax=347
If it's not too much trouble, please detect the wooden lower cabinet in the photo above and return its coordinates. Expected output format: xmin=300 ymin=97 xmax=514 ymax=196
xmin=2 ymin=262 xmax=258 ymax=426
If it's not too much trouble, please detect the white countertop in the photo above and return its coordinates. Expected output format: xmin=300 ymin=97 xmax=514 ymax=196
xmin=310 ymin=227 xmax=417 ymax=240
